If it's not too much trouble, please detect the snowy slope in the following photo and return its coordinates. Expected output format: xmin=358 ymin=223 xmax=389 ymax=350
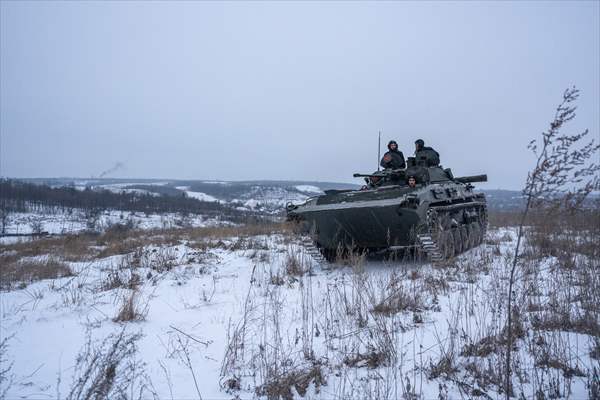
xmin=1 ymin=227 xmax=596 ymax=399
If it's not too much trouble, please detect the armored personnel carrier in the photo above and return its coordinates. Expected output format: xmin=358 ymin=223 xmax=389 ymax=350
xmin=286 ymin=157 xmax=487 ymax=262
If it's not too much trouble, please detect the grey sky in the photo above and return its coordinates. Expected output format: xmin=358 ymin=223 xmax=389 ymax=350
xmin=1 ymin=1 xmax=598 ymax=189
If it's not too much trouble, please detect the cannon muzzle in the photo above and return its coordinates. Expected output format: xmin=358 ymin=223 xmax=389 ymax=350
xmin=454 ymin=174 xmax=487 ymax=184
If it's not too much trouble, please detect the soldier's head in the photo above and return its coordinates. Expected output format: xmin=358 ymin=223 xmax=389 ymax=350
xmin=408 ymin=176 xmax=417 ymax=188
xmin=415 ymin=139 xmax=425 ymax=151
xmin=387 ymin=140 xmax=398 ymax=151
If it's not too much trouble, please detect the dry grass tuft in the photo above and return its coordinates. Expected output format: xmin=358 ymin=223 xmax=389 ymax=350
xmin=343 ymin=349 xmax=388 ymax=369
xmin=66 ymin=328 xmax=153 ymax=399
xmin=255 ymin=364 xmax=325 ymax=400
xmin=1 ymin=257 xmax=72 ymax=289
xmin=113 ymin=290 xmax=147 ymax=322
xmin=284 ymin=247 xmax=310 ymax=276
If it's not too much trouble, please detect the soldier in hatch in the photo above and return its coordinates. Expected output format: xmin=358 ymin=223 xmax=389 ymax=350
xmin=380 ymin=140 xmax=406 ymax=170
xmin=414 ymin=139 xmax=440 ymax=166
xmin=407 ymin=176 xmax=417 ymax=188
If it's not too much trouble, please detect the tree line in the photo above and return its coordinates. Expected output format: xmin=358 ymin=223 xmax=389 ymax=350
xmin=0 ymin=179 xmax=249 ymax=219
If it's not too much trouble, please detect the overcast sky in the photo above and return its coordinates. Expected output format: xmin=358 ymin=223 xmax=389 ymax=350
xmin=1 ymin=1 xmax=598 ymax=189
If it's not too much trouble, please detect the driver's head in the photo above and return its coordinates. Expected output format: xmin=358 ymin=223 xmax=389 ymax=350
xmin=408 ymin=176 xmax=416 ymax=187
xmin=387 ymin=140 xmax=398 ymax=151
xmin=415 ymin=139 xmax=424 ymax=151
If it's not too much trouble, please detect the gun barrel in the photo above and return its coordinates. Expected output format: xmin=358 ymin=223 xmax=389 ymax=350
xmin=455 ymin=174 xmax=487 ymax=184
xmin=353 ymin=169 xmax=405 ymax=178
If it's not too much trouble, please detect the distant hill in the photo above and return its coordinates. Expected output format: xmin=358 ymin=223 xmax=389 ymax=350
xmin=15 ymin=177 xmax=532 ymax=212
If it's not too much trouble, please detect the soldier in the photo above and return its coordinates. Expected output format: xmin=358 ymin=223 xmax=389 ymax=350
xmin=407 ymin=175 xmax=417 ymax=188
xmin=380 ymin=140 xmax=406 ymax=170
xmin=414 ymin=139 xmax=440 ymax=166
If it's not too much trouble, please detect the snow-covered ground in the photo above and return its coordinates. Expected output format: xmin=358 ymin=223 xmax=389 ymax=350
xmin=1 ymin=227 xmax=597 ymax=399
xmin=231 ymin=186 xmax=310 ymax=212
xmin=295 ymin=185 xmax=323 ymax=194
xmin=175 ymin=186 xmax=220 ymax=203
xmin=1 ymin=209 xmax=223 ymax=237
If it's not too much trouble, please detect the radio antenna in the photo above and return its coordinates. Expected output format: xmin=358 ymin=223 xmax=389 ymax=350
xmin=377 ymin=131 xmax=381 ymax=171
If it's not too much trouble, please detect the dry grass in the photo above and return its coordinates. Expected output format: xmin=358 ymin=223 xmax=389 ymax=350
xmin=66 ymin=328 xmax=152 ymax=400
xmin=161 ymin=221 xmax=295 ymax=242
xmin=461 ymin=336 xmax=500 ymax=358
xmin=487 ymin=210 xmax=524 ymax=228
xmin=343 ymin=349 xmax=388 ymax=369
xmin=0 ymin=335 xmax=14 ymax=399
xmin=0 ymin=233 xmax=94 ymax=262
xmin=113 ymin=289 xmax=147 ymax=323
xmin=255 ymin=364 xmax=325 ymax=400
xmin=1 ymin=257 xmax=73 ymax=289
xmin=283 ymin=247 xmax=310 ymax=276
xmin=0 ymin=221 xmax=295 ymax=290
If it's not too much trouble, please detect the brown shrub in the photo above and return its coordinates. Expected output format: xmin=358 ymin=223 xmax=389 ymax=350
xmin=343 ymin=349 xmax=388 ymax=369
xmin=531 ymin=311 xmax=600 ymax=338
xmin=535 ymin=355 xmax=586 ymax=378
xmin=372 ymin=287 xmax=425 ymax=315
xmin=0 ymin=233 xmax=96 ymax=262
xmin=487 ymin=211 xmax=523 ymax=228
xmin=284 ymin=248 xmax=309 ymax=276
xmin=1 ymin=257 xmax=73 ymax=289
xmin=255 ymin=364 xmax=325 ymax=400
xmin=113 ymin=290 xmax=147 ymax=322
xmin=461 ymin=336 xmax=499 ymax=358
xmin=162 ymin=221 xmax=294 ymax=243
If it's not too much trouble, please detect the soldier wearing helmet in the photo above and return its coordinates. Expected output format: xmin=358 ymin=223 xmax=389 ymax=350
xmin=414 ymin=139 xmax=440 ymax=166
xmin=407 ymin=175 xmax=417 ymax=188
xmin=380 ymin=140 xmax=406 ymax=170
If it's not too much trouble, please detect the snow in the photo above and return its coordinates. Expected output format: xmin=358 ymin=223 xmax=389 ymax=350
xmin=101 ymin=182 xmax=170 ymax=188
xmin=183 ymin=191 xmax=219 ymax=203
xmin=227 ymin=186 xmax=309 ymax=213
xmin=0 ymin=227 xmax=596 ymax=399
xmin=1 ymin=209 xmax=221 ymax=235
xmin=100 ymin=187 xmax=159 ymax=196
xmin=295 ymin=185 xmax=323 ymax=194
xmin=175 ymin=186 xmax=220 ymax=202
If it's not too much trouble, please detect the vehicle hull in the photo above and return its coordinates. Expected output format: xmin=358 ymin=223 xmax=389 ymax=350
xmin=292 ymin=199 xmax=424 ymax=250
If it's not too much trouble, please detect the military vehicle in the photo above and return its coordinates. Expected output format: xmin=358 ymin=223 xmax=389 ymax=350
xmin=286 ymin=156 xmax=487 ymax=262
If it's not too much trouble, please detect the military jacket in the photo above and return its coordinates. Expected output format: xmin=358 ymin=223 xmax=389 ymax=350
xmin=380 ymin=150 xmax=406 ymax=170
xmin=414 ymin=146 xmax=440 ymax=167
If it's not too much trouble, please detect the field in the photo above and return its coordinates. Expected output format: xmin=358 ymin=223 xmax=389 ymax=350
xmin=1 ymin=208 xmax=598 ymax=399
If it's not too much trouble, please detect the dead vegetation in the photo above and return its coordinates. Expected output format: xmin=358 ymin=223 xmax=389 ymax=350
xmin=255 ymin=364 xmax=325 ymax=400
xmin=0 ymin=335 xmax=14 ymax=400
xmin=0 ymin=221 xmax=295 ymax=292
xmin=0 ymin=221 xmax=293 ymax=260
xmin=65 ymin=328 xmax=154 ymax=400
xmin=113 ymin=289 xmax=148 ymax=323
xmin=1 ymin=256 xmax=73 ymax=289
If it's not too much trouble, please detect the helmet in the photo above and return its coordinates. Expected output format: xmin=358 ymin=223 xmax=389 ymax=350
xmin=415 ymin=139 xmax=424 ymax=147
xmin=387 ymin=140 xmax=398 ymax=150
